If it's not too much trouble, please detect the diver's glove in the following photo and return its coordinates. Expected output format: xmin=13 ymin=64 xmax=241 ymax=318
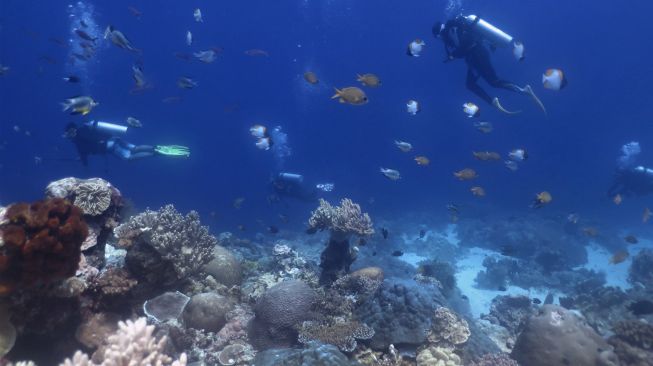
xmin=492 ymin=97 xmax=521 ymax=115
xmin=155 ymin=145 xmax=190 ymax=157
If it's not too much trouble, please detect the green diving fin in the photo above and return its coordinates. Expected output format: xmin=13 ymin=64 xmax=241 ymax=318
xmin=155 ymin=145 xmax=190 ymax=157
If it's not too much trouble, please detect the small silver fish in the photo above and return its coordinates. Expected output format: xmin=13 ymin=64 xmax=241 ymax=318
xmin=406 ymin=100 xmax=420 ymax=115
xmin=380 ymin=167 xmax=401 ymax=180
xmin=193 ymin=50 xmax=217 ymax=63
xmin=126 ymin=116 xmax=142 ymax=128
xmin=407 ymin=39 xmax=425 ymax=57
xmin=186 ymin=30 xmax=193 ymax=46
xmin=177 ymin=76 xmax=198 ymax=89
xmin=194 ymin=8 xmax=203 ymax=22
xmin=513 ymin=41 xmax=525 ymax=61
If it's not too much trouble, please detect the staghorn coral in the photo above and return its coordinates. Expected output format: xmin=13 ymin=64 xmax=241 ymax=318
xmin=427 ymin=307 xmax=471 ymax=347
xmin=416 ymin=345 xmax=462 ymax=366
xmin=308 ymin=199 xmax=374 ymax=238
xmin=0 ymin=198 xmax=88 ymax=295
xmin=298 ymin=320 xmax=375 ymax=352
xmin=60 ymin=317 xmax=187 ymax=366
xmin=114 ymin=204 xmax=215 ymax=281
xmin=73 ymin=180 xmax=112 ymax=216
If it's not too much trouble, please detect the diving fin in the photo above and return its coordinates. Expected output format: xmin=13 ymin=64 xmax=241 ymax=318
xmin=492 ymin=97 xmax=521 ymax=115
xmin=155 ymin=145 xmax=190 ymax=157
xmin=523 ymin=84 xmax=547 ymax=115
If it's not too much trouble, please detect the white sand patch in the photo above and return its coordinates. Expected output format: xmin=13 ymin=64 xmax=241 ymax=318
xmin=455 ymin=247 xmax=550 ymax=318
xmin=578 ymin=239 xmax=652 ymax=290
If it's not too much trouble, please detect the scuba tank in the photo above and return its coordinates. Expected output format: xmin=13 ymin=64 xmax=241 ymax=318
xmin=278 ymin=172 xmax=304 ymax=184
xmin=87 ymin=120 xmax=128 ymax=134
xmin=462 ymin=15 xmax=513 ymax=47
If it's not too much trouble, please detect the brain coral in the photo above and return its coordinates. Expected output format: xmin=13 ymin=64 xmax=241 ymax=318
xmin=0 ymin=198 xmax=88 ymax=295
xmin=249 ymin=280 xmax=317 ymax=350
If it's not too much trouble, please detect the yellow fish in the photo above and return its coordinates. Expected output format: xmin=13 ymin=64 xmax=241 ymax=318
xmin=414 ymin=156 xmax=430 ymax=166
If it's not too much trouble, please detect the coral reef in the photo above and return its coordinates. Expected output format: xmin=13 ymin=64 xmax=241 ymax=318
xmin=203 ymin=245 xmax=242 ymax=287
xmin=480 ymin=295 xmax=535 ymax=338
xmin=416 ymin=260 xmax=456 ymax=296
xmin=467 ymin=353 xmax=519 ymax=366
xmin=427 ymin=306 xmax=470 ymax=348
xmin=74 ymin=312 xmax=121 ymax=351
xmin=629 ymin=249 xmax=653 ymax=288
xmin=60 ymin=317 xmax=187 ymax=365
xmin=0 ymin=302 xmax=16 ymax=357
xmin=216 ymin=341 xmax=255 ymax=365
xmin=46 ymin=178 xmax=123 ymax=267
xmin=114 ymin=204 xmax=215 ymax=284
xmin=254 ymin=342 xmax=356 ymax=366
xmin=144 ymin=291 xmax=191 ymax=323
xmin=308 ymin=198 xmax=374 ymax=238
xmin=248 ymin=280 xmax=317 ymax=350
xmin=307 ymin=198 xmax=373 ymax=284
xmin=608 ymin=319 xmax=653 ymax=365
xmin=182 ymin=292 xmax=233 ymax=332
xmin=298 ymin=320 xmax=375 ymax=352
xmin=0 ymin=198 xmax=88 ymax=295
xmin=511 ymin=305 xmax=619 ymax=366
xmin=355 ymin=281 xmax=444 ymax=350
xmin=333 ymin=266 xmax=384 ymax=301
xmin=416 ymin=345 xmax=462 ymax=366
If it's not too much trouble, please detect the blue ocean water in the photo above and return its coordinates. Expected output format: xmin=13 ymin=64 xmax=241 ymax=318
xmin=1 ymin=0 xmax=653 ymax=232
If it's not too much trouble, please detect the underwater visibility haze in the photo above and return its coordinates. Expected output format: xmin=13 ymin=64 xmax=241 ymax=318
xmin=1 ymin=0 xmax=653 ymax=365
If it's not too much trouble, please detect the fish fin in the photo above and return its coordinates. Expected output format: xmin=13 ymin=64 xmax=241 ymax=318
xmin=331 ymin=88 xmax=341 ymax=99
xmin=60 ymin=102 xmax=70 ymax=111
xmin=339 ymin=98 xmax=345 ymax=103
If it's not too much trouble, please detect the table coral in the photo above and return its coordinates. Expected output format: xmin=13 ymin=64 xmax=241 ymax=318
xmin=0 ymin=198 xmax=88 ymax=295
xmin=298 ymin=320 xmax=375 ymax=352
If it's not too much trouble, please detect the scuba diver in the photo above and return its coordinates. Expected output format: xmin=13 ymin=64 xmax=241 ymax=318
xmin=432 ymin=14 xmax=545 ymax=114
xmin=63 ymin=120 xmax=190 ymax=166
xmin=268 ymin=172 xmax=334 ymax=203
xmin=608 ymin=142 xmax=653 ymax=197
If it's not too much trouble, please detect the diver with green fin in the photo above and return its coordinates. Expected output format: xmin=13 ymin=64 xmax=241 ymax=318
xmin=432 ymin=14 xmax=546 ymax=114
xmin=63 ymin=121 xmax=189 ymax=166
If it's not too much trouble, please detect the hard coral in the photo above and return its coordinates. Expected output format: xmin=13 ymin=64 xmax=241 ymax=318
xmin=248 ymin=280 xmax=317 ymax=350
xmin=612 ymin=320 xmax=653 ymax=350
xmin=114 ymin=204 xmax=216 ymax=280
xmin=73 ymin=181 xmax=112 ymax=216
xmin=0 ymin=198 xmax=88 ymax=295
xmin=60 ymin=317 xmax=187 ymax=366
xmin=308 ymin=199 xmax=374 ymax=238
xmin=416 ymin=345 xmax=462 ymax=366
xmin=629 ymin=249 xmax=653 ymax=288
xmin=298 ymin=320 xmax=375 ymax=352
xmin=427 ymin=307 xmax=471 ymax=347
xmin=467 ymin=353 xmax=519 ymax=366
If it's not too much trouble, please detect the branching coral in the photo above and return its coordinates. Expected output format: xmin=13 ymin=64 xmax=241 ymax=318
xmin=333 ymin=267 xmax=384 ymax=300
xmin=61 ymin=317 xmax=187 ymax=366
xmin=113 ymin=204 xmax=216 ymax=280
xmin=427 ymin=307 xmax=471 ymax=348
xmin=611 ymin=320 xmax=653 ymax=350
xmin=308 ymin=199 xmax=374 ymax=237
xmin=298 ymin=320 xmax=375 ymax=352
xmin=0 ymin=198 xmax=88 ymax=295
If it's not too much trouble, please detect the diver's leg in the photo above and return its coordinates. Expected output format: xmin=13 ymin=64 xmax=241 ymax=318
xmin=472 ymin=46 xmax=546 ymax=114
xmin=107 ymin=138 xmax=132 ymax=160
xmin=465 ymin=68 xmax=493 ymax=105
xmin=125 ymin=145 xmax=156 ymax=160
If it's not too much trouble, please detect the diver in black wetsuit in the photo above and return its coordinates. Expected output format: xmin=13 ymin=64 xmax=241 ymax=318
xmin=432 ymin=15 xmax=544 ymax=114
xmin=63 ymin=121 xmax=189 ymax=166
xmin=268 ymin=172 xmax=334 ymax=203
xmin=608 ymin=142 xmax=653 ymax=197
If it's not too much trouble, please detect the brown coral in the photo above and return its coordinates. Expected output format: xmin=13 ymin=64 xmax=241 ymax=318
xmin=298 ymin=320 xmax=375 ymax=352
xmin=427 ymin=307 xmax=470 ymax=347
xmin=73 ymin=180 xmax=112 ymax=216
xmin=0 ymin=198 xmax=88 ymax=295
xmin=308 ymin=199 xmax=374 ymax=237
